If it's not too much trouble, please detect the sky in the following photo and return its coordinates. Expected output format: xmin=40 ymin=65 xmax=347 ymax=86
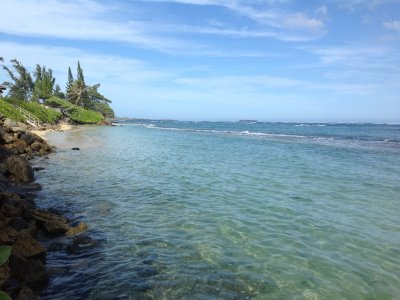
xmin=0 ymin=0 xmax=400 ymax=122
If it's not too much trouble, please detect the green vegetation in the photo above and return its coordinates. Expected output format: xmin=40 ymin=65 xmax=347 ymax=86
xmin=0 ymin=246 xmax=12 ymax=300
xmin=1 ymin=58 xmax=115 ymax=122
xmin=46 ymin=97 xmax=104 ymax=124
xmin=33 ymin=65 xmax=56 ymax=101
xmin=2 ymin=59 xmax=33 ymax=101
xmin=8 ymin=99 xmax=62 ymax=124
xmin=0 ymin=99 xmax=25 ymax=122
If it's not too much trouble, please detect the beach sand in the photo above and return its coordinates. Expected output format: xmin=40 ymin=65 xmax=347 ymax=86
xmin=31 ymin=123 xmax=73 ymax=140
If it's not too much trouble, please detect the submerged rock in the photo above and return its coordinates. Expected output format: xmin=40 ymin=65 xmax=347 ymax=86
xmin=67 ymin=235 xmax=98 ymax=254
xmin=66 ymin=222 xmax=88 ymax=236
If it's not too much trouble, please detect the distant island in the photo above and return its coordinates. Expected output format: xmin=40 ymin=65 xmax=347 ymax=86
xmin=239 ymin=120 xmax=258 ymax=124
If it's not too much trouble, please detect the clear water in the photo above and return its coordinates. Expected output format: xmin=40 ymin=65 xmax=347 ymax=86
xmin=35 ymin=121 xmax=400 ymax=299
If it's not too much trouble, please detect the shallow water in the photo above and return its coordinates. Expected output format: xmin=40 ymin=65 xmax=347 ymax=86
xmin=35 ymin=122 xmax=400 ymax=299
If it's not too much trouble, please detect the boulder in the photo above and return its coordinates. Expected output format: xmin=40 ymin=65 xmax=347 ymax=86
xmin=17 ymin=285 xmax=37 ymax=300
xmin=10 ymin=217 xmax=29 ymax=231
xmin=9 ymin=255 xmax=47 ymax=287
xmin=20 ymin=133 xmax=34 ymax=145
xmin=6 ymin=156 xmax=34 ymax=183
xmin=43 ymin=221 xmax=69 ymax=235
xmin=0 ymin=163 xmax=8 ymax=174
xmin=0 ymin=227 xmax=18 ymax=244
xmin=0 ymin=263 xmax=11 ymax=287
xmin=11 ymin=140 xmax=28 ymax=155
xmin=10 ymin=127 xmax=26 ymax=133
xmin=25 ymin=208 xmax=69 ymax=235
xmin=4 ymin=118 xmax=18 ymax=128
xmin=1 ymin=203 xmax=20 ymax=218
xmin=1 ymin=133 xmax=16 ymax=144
xmin=30 ymin=142 xmax=42 ymax=152
xmin=16 ymin=122 xmax=28 ymax=131
xmin=11 ymin=234 xmax=46 ymax=259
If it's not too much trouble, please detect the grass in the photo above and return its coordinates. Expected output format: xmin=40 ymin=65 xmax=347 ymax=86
xmin=8 ymin=99 xmax=62 ymax=124
xmin=46 ymin=97 xmax=104 ymax=124
xmin=0 ymin=98 xmax=25 ymax=122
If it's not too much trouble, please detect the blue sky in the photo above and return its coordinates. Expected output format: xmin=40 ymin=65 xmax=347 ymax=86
xmin=1 ymin=0 xmax=400 ymax=122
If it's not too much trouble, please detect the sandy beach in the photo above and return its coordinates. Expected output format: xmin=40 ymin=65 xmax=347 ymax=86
xmin=31 ymin=123 xmax=74 ymax=140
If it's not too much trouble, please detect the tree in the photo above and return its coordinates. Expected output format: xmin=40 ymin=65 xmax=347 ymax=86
xmin=33 ymin=64 xmax=56 ymax=101
xmin=67 ymin=61 xmax=88 ymax=106
xmin=85 ymin=83 xmax=114 ymax=117
xmin=65 ymin=61 xmax=114 ymax=117
xmin=54 ymin=84 xmax=65 ymax=99
xmin=1 ymin=59 xmax=33 ymax=100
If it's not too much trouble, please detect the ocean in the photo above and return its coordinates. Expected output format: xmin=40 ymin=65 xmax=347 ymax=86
xmin=35 ymin=121 xmax=400 ymax=299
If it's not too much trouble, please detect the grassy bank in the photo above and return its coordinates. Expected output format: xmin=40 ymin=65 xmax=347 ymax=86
xmin=0 ymin=97 xmax=105 ymax=125
xmin=8 ymin=99 xmax=62 ymax=124
xmin=0 ymin=99 xmax=25 ymax=122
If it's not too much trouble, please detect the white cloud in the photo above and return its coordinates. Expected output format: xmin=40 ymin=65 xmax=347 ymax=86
xmin=384 ymin=20 xmax=400 ymax=31
xmin=147 ymin=0 xmax=326 ymax=32
xmin=0 ymin=0 xmax=190 ymax=52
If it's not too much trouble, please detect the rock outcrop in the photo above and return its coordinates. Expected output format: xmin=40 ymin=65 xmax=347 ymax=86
xmin=0 ymin=115 xmax=56 ymax=297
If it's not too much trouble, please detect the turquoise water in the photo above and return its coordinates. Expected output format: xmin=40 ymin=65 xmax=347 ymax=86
xmin=35 ymin=121 xmax=400 ymax=299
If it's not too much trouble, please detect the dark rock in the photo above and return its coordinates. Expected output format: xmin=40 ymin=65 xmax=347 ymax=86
xmin=47 ymin=242 xmax=64 ymax=252
xmin=0 ymin=263 xmax=11 ymax=287
xmin=10 ymin=218 xmax=29 ymax=231
xmin=32 ymin=167 xmax=44 ymax=172
xmin=43 ymin=221 xmax=69 ymax=235
xmin=20 ymin=133 xmax=34 ymax=145
xmin=9 ymin=255 xmax=47 ymax=287
xmin=8 ymin=140 xmax=28 ymax=155
xmin=0 ymin=173 xmax=8 ymax=183
xmin=6 ymin=156 xmax=34 ymax=183
xmin=11 ymin=234 xmax=46 ymax=259
xmin=17 ymin=285 xmax=37 ymax=300
xmin=71 ymin=147 xmax=80 ymax=150
xmin=25 ymin=208 xmax=69 ymax=235
xmin=0 ymin=162 xmax=8 ymax=174
xmin=1 ymin=203 xmax=20 ymax=217
xmin=0 ymin=227 xmax=18 ymax=244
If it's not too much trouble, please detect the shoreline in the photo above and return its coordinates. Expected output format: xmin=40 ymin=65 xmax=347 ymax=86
xmin=31 ymin=123 xmax=74 ymax=141
xmin=0 ymin=118 xmax=88 ymax=299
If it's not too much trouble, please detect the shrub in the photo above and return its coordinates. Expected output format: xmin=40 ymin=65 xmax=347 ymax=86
xmin=46 ymin=97 xmax=104 ymax=124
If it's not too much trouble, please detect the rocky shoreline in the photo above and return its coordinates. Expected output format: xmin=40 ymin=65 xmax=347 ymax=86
xmin=0 ymin=116 xmax=87 ymax=299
